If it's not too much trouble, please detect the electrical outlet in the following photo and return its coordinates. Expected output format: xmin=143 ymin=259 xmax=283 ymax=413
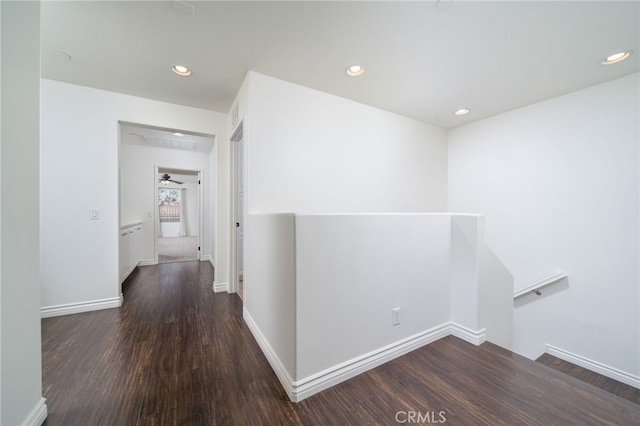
xmin=392 ymin=307 xmax=401 ymax=326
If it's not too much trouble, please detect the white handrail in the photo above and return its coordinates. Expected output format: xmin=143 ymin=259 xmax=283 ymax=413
xmin=513 ymin=272 xmax=567 ymax=299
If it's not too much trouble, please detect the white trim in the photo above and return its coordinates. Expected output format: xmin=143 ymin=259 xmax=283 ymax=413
xmin=242 ymin=314 xmax=487 ymax=402
xmin=154 ymin=164 xmax=160 ymax=263
xmin=213 ymin=281 xmax=228 ymax=293
xmin=138 ymin=259 xmax=158 ymax=266
xmin=41 ymin=295 xmax=123 ymax=318
xmin=202 ymin=254 xmax=214 ymax=266
xmin=291 ymin=323 xmax=452 ymax=402
xmin=21 ymin=397 xmax=47 ymax=426
xmin=243 ymin=308 xmax=296 ymax=397
xmin=546 ymin=344 xmax=640 ymax=389
xmin=229 ymin=124 xmax=244 ymax=296
xmin=198 ymin=170 xmax=204 ymax=260
xmin=450 ymin=323 xmax=487 ymax=345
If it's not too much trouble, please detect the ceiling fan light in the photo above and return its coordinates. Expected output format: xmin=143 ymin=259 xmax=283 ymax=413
xmin=159 ymin=173 xmax=184 ymax=185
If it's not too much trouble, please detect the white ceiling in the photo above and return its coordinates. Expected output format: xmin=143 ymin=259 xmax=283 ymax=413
xmin=41 ymin=1 xmax=639 ymax=129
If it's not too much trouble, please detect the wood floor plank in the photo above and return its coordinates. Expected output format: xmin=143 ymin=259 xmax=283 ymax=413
xmin=536 ymin=352 xmax=640 ymax=404
xmin=42 ymin=261 xmax=640 ymax=425
xmin=97 ymin=366 xmax=146 ymax=426
xmin=41 ymin=309 xmax=123 ymax=425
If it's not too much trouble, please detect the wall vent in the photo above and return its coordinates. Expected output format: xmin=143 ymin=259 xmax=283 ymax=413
xmin=231 ymin=103 xmax=240 ymax=128
xmin=144 ymin=136 xmax=196 ymax=151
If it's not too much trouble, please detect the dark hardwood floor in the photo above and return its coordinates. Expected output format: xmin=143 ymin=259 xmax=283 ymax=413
xmin=536 ymin=353 xmax=640 ymax=405
xmin=42 ymin=261 xmax=640 ymax=425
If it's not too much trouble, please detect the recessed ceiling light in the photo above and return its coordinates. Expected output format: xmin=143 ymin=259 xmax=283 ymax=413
xmin=454 ymin=108 xmax=470 ymax=116
xmin=601 ymin=51 xmax=631 ymax=65
xmin=171 ymin=65 xmax=191 ymax=76
xmin=173 ymin=132 xmax=184 ymax=137
xmin=436 ymin=0 xmax=454 ymax=10
xmin=346 ymin=65 xmax=364 ymax=77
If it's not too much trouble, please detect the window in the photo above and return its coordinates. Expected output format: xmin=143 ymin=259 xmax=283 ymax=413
xmin=159 ymin=188 xmax=181 ymax=222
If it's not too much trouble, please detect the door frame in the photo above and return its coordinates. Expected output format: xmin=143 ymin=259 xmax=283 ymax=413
xmin=154 ymin=165 xmax=204 ymax=264
xmin=229 ymin=122 xmax=244 ymax=294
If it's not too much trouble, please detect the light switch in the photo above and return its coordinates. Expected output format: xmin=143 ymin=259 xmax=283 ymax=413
xmin=89 ymin=208 xmax=100 ymax=220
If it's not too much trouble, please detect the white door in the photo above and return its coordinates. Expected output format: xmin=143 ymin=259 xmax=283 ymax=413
xmin=234 ymin=139 xmax=244 ymax=281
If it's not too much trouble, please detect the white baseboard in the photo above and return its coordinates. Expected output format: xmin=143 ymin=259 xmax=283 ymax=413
xmin=213 ymin=281 xmax=228 ymax=293
xmin=242 ymin=313 xmax=486 ymax=403
xmin=243 ymin=308 xmax=296 ymax=398
xmin=41 ymin=295 xmax=123 ymax=318
xmin=546 ymin=344 xmax=640 ymax=389
xmin=450 ymin=323 xmax=487 ymax=345
xmin=291 ymin=323 xmax=453 ymax=402
xmin=201 ymin=255 xmax=214 ymax=267
xmin=22 ymin=397 xmax=47 ymax=426
xmin=139 ymin=259 xmax=158 ymax=266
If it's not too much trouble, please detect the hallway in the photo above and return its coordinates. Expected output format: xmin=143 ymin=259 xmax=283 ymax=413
xmin=158 ymin=236 xmax=199 ymax=263
xmin=41 ymin=262 xmax=639 ymax=425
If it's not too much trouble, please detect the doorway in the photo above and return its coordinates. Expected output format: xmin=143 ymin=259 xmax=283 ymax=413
xmin=231 ymin=124 xmax=244 ymax=299
xmin=156 ymin=167 xmax=202 ymax=263
xmin=118 ymin=121 xmax=215 ymax=276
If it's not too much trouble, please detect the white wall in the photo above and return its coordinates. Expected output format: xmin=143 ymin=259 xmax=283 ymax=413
xmin=1 ymin=2 xmax=46 ymax=424
xmin=182 ymin=182 xmax=199 ymax=237
xmin=1 ymin=4 xmax=3 ymax=419
xmin=244 ymin=213 xmax=296 ymax=384
xmin=448 ymin=73 xmax=640 ymax=376
xmin=478 ymin=241 xmax=514 ymax=351
xmin=238 ymin=72 xmax=451 ymax=397
xmin=211 ymin=131 xmax=229 ymax=286
xmin=450 ymin=215 xmax=481 ymax=330
xmin=295 ymin=214 xmax=452 ymax=379
xmin=245 ymin=72 xmax=448 ymax=213
xmin=120 ymin=144 xmax=211 ymax=262
xmin=247 ymin=212 xmax=512 ymax=401
xmin=41 ymin=79 xmax=227 ymax=309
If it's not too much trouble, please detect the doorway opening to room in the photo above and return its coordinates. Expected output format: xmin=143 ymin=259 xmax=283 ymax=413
xmin=118 ymin=121 xmax=216 ymax=294
xmin=230 ymin=124 xmax=244 ymax=299
xmin=156 ymin=167 xmax=202 ymax=264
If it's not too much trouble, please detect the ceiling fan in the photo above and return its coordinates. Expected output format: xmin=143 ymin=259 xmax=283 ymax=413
xmin=158 ymin=173 xmax=183 ymax=185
